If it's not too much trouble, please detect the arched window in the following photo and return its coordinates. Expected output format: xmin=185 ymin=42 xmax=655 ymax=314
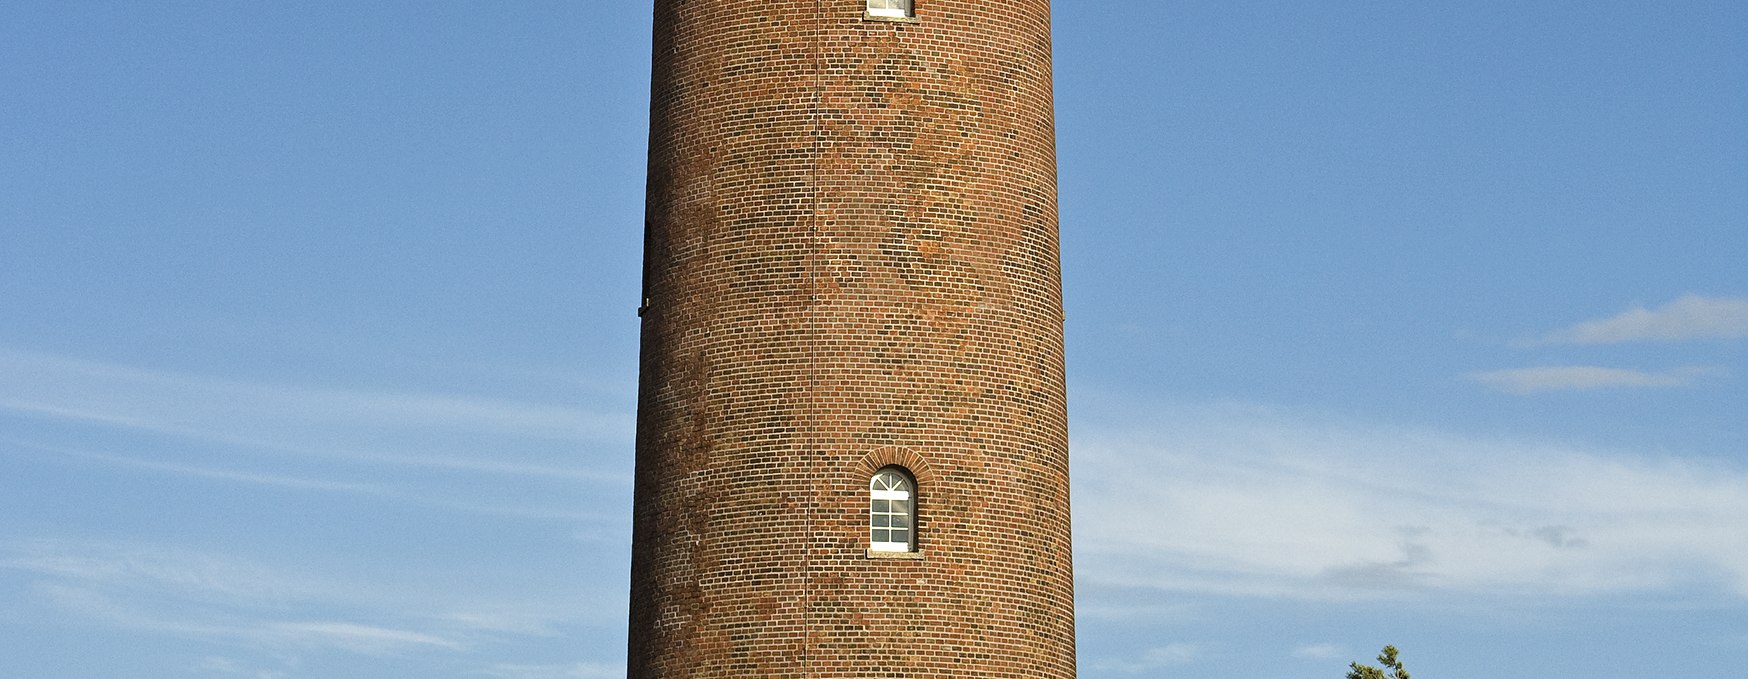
xmin=866 ymin=0 xmax=913 ymax=19
xmin=869 ymin=467 xmax=915 ymax=552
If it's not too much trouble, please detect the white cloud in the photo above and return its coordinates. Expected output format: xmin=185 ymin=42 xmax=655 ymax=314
xmin=1072 ymin=402 xmax=1748 ymax=602
xmin=479 ymin=662 xmax=622 ymax=679
xmin=1292 ymin=643 xmax=1345 ymax=660
xmin=195 ymin=656 xmax=288 ymax=679
xmin=2 ymin=539 xmax=594 ymax=657
xmin=0 ymin=347 xmax=632 ymax=482
xmin=198 ymin=656 xmax=243 ymax=674
xmin=2 ymin=539 xmax=326 ymax=606
xmin=0 ymin=346 xmax=633 ymax=523
xmin=265 ymin=621 xmax=464 ymax=653
xmin=14 ymin=443 xmax=389 ymax=495
xmin=439 ymin=610 xmax=563 ymax=637
xmin=6 ymin=441 xmax=612 ymax=523
xmin=1537 ymin=294 xmax=1748 ymax=344
xmin=29 ymin=581 xmax=254 ymax=639
xmin=1467 ymin=366 xmax=1719 ymax=394
xmin=1094 ymin=643 xmax=1200 ymax=672
xmin=25 ymin=580 xmax=463 ymax=656
xmin=1073 ymin=600 xmax=1199 ymax=623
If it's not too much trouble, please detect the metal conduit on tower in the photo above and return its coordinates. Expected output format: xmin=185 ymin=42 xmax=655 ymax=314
xmin=629 ymin=1 xmax=1075 ymax=676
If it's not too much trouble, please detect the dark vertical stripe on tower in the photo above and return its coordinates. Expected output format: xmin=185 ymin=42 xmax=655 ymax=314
xmin=801 ymin=0 xmax=825 ymax=672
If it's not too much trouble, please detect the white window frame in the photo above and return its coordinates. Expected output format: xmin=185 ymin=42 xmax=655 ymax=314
xmin=866 ymin=0 xmax=913 ymax=19
xmin=869 ymin=468 xmax=915 ymax=552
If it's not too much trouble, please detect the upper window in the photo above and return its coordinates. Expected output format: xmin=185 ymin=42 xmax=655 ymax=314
xmin=869 ymin=467 xmax=915 ymax=552
xmin=866 ymin=0 xmax=913 ymax=19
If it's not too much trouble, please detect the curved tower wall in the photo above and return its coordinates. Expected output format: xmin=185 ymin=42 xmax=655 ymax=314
xmin=630 ymin=1 xmax=1073 ymax=676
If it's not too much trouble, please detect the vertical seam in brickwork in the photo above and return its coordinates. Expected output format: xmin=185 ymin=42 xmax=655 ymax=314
xmin=801 ymin=1 xmax=825 ymax=677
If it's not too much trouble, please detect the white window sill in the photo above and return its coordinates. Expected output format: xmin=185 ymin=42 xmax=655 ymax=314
xmin=866 ymin=549 xmax=925 ymax=560
xmin=863 ymin=11 xmax=919 ymax=23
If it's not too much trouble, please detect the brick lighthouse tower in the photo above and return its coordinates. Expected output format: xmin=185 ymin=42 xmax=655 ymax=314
xmin=628 ymin=0 xmax=1074 ymax=676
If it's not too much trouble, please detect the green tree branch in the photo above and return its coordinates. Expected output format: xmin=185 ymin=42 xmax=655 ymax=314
xmin=1347 ymin=645 xmax=1410 ymax=679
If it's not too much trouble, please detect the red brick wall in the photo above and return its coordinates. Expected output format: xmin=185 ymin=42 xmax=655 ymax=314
xmin=630 ymin=1 xmax=1073 ymax=676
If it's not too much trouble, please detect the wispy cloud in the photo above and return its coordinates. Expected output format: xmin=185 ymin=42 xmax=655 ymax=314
xmin=1534 ymin=294 xmax=1748 ymax=345
xmin=0 ymin=347 xmax=630 ymax=439
xmin=1073 ymin=401 xmax=1748 ymax=602
xmin=1073 ymin=598 xmax=1199 ymax=623
xmin=10 ymin=441 xmax=389 ymax=494
xmin=478 ymin=662 xmax=622 ymax=679
xmin=197 ymin=656 xmax=243 ymax=674
xmin=1292 ymin=643 xmax=1346 ymax=660
xmin=194 ymin=656 xmax=290 ymax=679
xmin=438 ymin=611 xmax=564 ymax=638
xmin=0 ymin=347 xmax=633 ymax=482
xmin=2 ymin=539 xmax=594 ymax=657
xmin=264 ymin=621 xmax=463 ymax=653
xmin=1467 ymin=366 xmax=1720 ymax=394
xmin=5 ymin=440 xmax=613 ymax=522
xmin=1094 ymin=643 xmax=1201 ymax=672
xmin=3 ymin=539 xmax=327 ymax=606
xmin=33 ymin=581 xmax=465 ymax=655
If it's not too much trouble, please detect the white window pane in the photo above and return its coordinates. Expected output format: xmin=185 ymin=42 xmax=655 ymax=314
xmin=870 ymin=469 xmax=916 ymax=552
xmin=867 ymin=0 xmax=910 ymax=18
xmin=873 ymin=470 xmax=907 ymax=491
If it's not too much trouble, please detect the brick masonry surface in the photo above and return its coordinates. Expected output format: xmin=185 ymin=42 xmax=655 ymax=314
xmin=629 ymin=1 xmax=1074 ymax=676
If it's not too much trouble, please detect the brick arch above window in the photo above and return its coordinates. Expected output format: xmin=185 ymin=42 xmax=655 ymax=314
xmin=853 ymin=446 xmax=936 ymax=488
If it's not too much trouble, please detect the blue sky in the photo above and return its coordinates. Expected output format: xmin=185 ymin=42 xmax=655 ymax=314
xmin=1 ymin=2 xmax=1743 ymax=677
